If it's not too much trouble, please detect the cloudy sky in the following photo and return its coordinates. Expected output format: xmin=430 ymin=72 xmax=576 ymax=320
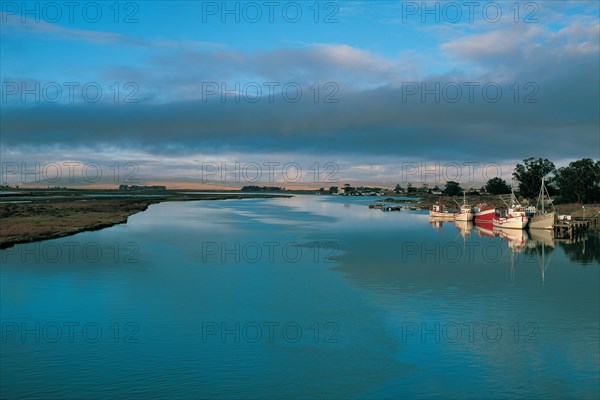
xmin=1 ymin=1 xmax=599 ymax=188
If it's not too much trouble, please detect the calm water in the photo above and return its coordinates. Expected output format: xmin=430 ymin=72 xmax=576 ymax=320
xmin=1 ymin=196 xmax=599 ymax=399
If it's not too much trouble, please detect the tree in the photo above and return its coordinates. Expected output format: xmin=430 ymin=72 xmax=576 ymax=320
xmin=513 ymin=158 xmax=556 ymax=199
xmin=329 ymin=186 xmax=338 ymax=194
xmin=342 ymin=183 xmax=353 ymax=194
xmin=485 ymin=177 xmax=512 ymax=195
xmin=444 ymin=181 xmax=462 ymax=196
xmin=554 ymin=159 xmax=600 ymax=204
xmin=394 ymin=184 xmax=403 ymax=194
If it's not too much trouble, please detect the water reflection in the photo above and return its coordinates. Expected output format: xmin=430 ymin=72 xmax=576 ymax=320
xmin=558 ymin=231 xmax=599 ymax=265
xmin=428 ymin=218 xmax=598 ymax=283
xmin=1 ymin=196 xmax=598 ymax=399
xmin=454 ymin=220 xmax=473 ymax=238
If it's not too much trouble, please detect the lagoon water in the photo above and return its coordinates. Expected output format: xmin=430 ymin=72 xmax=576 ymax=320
xmin=1 ymin=196 xmax=599 ymax=399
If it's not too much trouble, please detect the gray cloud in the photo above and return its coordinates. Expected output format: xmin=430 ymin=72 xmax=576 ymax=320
xmin=2 ymin=6 xmax=599 ymax=172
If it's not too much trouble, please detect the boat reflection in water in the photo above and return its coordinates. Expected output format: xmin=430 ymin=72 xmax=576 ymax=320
xmin=428 ymin=217 xmax=596 ymax=283
xmin=528 ymin=229 xmax=556 ymax=284
xmin=430 ymin=218 xmax=566 ymax=283
xmin=474 ymin=221 xmax=495 ymax=238
xmin=454 ymin=220 xmax=473 ymax=238
xmin=494 ymin=227 xmax=529 ymax=252
xmin=429 ymin=216 xmax=446 ymax=230
xmin=494 ymin=227 xmax=529 ymax=280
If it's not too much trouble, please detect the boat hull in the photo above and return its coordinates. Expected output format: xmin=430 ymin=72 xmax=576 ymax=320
xmin=474 ymin=208 xmax=496 ymax=222
xmin=529 ymin=212 xmax=555 ymax=230
xmin=454 ymin=211 xmax=473 ymax=221
xmin=429 ymin=211 xmax=455 ymax=219
xmin=493 ymin=215 xmax=528 ymax=229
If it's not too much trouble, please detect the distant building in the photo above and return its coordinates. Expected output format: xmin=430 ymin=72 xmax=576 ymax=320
xmin=119 ymin=184 xmax=166 ymax=191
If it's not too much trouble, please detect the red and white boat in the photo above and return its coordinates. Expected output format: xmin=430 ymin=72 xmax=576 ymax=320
xmin=493 ymin=191 xmax=528 ymax=229
xmin=473 ymin=203 xmax=497 ymax=222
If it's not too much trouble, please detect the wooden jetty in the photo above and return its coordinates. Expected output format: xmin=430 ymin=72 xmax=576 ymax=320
xmin=553 ymin=219 xmax=592 ymax=240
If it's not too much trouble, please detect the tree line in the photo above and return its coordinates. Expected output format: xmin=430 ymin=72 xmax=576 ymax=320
xmin=495 ymin=157 xmax=599 ymax=204
xmin=392 ymin=158 xmax=599 ymax=204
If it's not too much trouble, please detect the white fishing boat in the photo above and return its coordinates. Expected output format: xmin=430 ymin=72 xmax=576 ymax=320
xmin=429 ymin=203 xmax=456 ymax=219
xmin=529 ymin=213 xmax=555 ymax=230
xmin=528 ymin=177 xmax=556 ymax=230
xmin=454 ymin=192 xmax=473 ymax=221
xmin=493 ymin=189 xmax=528 ymax=229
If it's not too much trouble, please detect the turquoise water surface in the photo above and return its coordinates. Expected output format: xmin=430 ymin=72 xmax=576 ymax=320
xmin=1 ymin=196 xmax=599 ymax=399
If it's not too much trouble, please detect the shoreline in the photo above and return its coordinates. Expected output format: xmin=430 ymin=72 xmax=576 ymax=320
xmin=0 ymin=192 xmax=291 ymax=250
xmin=2 ymin=189 xmax=598 ymax=250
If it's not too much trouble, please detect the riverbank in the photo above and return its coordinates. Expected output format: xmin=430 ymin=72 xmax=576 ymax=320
xmin=0 ymin=191 xmax=291 ymax=249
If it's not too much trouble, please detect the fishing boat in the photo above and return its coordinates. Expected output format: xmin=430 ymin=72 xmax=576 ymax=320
xmin=429 ymin=203 xmax=455 ymax=219
xmin=493 ymin=189 xmax=528 ymax=229
xmin=529 ymin=212 xmax=555 ymax=230
xmin=454 ymin=192 xmax=474 ymax=221
xmin=473 ymin=203 xmax=497 ymax=222
xmin=527 ymin=178 xmax=556 ymax=230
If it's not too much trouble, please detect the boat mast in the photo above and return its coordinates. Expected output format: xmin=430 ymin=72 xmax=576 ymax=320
xmin=541 ymin=177 xmax=545 ymax=213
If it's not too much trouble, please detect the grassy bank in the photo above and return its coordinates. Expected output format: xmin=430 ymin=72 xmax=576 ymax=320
xmin=0 ymin=191 xmax=290 ymax=249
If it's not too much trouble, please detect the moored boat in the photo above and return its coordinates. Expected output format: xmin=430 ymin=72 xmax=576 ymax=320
xmin=454 ymin=192 xmax=473 ymax=221
xmin=473 ymin=203 xmax=497 ymax=222
xmin=493 ymin=189 xmax=528 ymax=229
xmin=429 ymin=204 xmax=455 ymax=219
xmin=527 ymin=178 xmax=556 ymax=230
xmin=493 ymin=208 xmax=528 ymax=229
xmin=529 ymin=212 xmax=555 ymax=230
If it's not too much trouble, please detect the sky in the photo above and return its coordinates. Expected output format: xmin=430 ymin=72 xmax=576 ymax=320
xmin=1 ymin=0 xmax=599 ymax=188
